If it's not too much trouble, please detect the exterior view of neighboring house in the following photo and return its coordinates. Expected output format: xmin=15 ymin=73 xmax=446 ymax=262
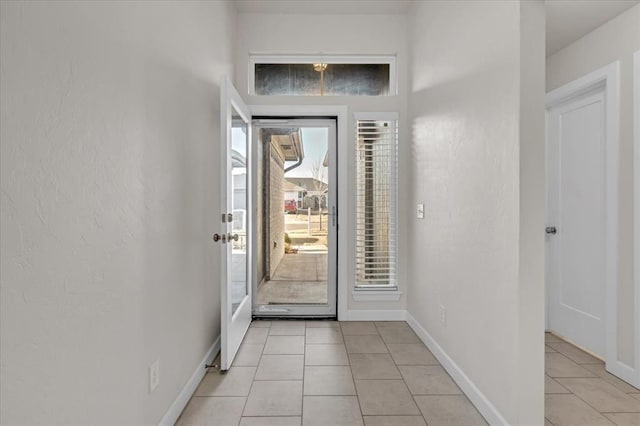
xmin=283 ymin=180 xmax=305 ymax=208
xmin=285 ymin=177 xmax=328 ymax=209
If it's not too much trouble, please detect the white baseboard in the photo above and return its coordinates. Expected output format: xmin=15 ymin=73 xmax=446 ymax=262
xmin=405 ymin=312 xmax=508 ymax=425
xmin=159 ymin=335 xmax=220 ymax=426
xmin=608 ymin=359 xmax=640 ymax=389
xmin=345 ymin=309 xmax=407 ymax=321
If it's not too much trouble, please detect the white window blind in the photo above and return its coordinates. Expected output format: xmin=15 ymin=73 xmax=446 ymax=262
xmin=355 ymin=117 xmax=398 ymax=289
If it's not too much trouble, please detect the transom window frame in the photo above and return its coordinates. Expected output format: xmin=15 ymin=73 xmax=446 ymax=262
xmin=248 ymin=55 xmax=398 ymax=96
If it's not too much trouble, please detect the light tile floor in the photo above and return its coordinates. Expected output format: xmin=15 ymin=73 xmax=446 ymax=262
xmin=177 ymin=325 xmax=640 ymax=425
xmin=177 ymin=321 xmax=487 ymax=426
xmin=544 ymin=332 xmax=640 ymax=425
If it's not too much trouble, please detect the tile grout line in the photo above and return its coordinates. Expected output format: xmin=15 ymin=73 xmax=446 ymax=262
xmin=351 ymin=321 xmax=368 ymax=425
xmin=377 ymin=323 xmax=430 ymax=426
xmin=546 ymin=335 xmax=640 ymax=422
xmin=548 ymin=382 xmax=615 ymax=420
xmin=552 ymin=375 xmax=640 ymax=415
xmin=239 ymin=321 xmax=269 ymax=421
xmin=547 ymin=350 xmax=602 ymax=378
xmin=546 ymin=342 xmax=605 ymax=366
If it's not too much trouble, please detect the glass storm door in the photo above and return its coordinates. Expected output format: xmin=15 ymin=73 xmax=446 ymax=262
xmin=252 ymin=119 xmax=337 ymax=317
xmin=217 ymin=77 xmax=252 ymax=370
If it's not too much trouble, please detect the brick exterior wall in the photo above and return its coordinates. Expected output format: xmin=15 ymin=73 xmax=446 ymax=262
xmin=269 ymin=145 xmax=285 ymax=277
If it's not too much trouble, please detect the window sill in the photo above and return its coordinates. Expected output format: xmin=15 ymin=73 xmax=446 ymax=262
xmin=352 ymin=289 xmax=402 ymax=302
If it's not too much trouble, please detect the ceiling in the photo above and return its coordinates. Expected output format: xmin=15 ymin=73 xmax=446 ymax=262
xmin=234 ymin=0 xmax=639 ymax=56
xmin=234 ymin=0 xmax=411 ymax=15
xmin=546 ymin=0 xmax=639 ymax=56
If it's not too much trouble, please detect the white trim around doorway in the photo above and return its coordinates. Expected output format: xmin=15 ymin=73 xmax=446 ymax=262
xmin=634 ymin=50 xmax=640 ymax=387
xmin=545 ymin=61 xmax=633 ymax=385
xmin=249 ymin=105 xmax=349 ymax=321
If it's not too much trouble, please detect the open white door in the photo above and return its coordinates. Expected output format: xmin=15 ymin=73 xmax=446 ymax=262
xmin=218 ymin=76 xmax=252 ymax=370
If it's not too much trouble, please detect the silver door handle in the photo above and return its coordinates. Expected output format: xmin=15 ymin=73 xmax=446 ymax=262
xmin=228 ymin=233 xmax=239 ymax=242
xmin=545 ymin=227 xmax=557 ymax=235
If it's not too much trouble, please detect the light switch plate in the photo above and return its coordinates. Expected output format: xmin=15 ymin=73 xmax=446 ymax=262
xmin=417 ymin=203 xmax=424 ymax=219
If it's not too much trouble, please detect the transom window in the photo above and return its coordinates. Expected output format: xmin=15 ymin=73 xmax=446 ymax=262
xmin=249 ymin=56 xmax=396 ymax=96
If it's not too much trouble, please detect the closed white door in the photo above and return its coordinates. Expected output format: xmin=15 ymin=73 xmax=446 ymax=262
xmin=547 ymin=87 xmax=606 ymax=357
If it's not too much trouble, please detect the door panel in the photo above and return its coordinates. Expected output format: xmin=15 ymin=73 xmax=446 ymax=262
xmin=547 ymin=88 xmax=606 ymax=357
xmin=252 ymin=119 xmax=337 ymax=317
xmin=219 ymin=77 xmax=252 ymax=370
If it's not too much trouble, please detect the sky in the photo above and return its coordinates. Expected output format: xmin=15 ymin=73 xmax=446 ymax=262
xmin=285 ymin=128 xmax=329 ymax=182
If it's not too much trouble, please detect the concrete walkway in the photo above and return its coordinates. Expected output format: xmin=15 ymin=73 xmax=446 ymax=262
xmin=257 ymin=252 xmax=328 ymax=305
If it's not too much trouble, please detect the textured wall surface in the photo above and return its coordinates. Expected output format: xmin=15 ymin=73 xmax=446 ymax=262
xmin=406 ymin=1 xmax=544 ymax=424
xmin=517 ymin=1 xmax=546 ymax=421
xmin=0 ymin=1 xmax=235 ymax=423
xmin=547 ymin=4 xmax=640 ymax=368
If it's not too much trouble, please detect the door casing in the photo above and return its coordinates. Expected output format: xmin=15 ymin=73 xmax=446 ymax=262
xmin=545 ymin=61 xmax=634 ymax=384
xmin=252 ymin=118 xmax=337 ymax=317
xmin=249 ymin=105 xmax=349 ymax=320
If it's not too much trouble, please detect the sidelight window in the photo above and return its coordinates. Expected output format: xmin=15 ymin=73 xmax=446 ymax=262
xmin=355 ymin=114 xmax=398 ymax=289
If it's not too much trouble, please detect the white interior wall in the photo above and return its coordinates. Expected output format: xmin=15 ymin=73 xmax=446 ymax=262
xmin=518 ymin=1 xmax=547 ymax=420
xmin=0 ymin=1 xmax=554 ymax=423
xmin=406 ymin=1 xmax=545 ymax=424
xmin=546 ymin=4 xmax=640 ymax=369
xmin=0 ymin=1 xmax=235 ymax=424
xmin=236 ymin=12 xmax=409 ymax=315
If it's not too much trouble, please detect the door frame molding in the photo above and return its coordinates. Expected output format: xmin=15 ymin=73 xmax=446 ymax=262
xmin=634 ymin=50 xmax=640 ymax=387
xmin=545 ymin=61 xmax=629 ymax=382
xmin=249 ymin=104 xmax=349 ymax=320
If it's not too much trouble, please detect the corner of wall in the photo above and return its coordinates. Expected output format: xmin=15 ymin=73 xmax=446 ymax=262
xmin=517 ymin=1 xmax=546 ymax=424
xmin=405 ymin=312 xmax=508 ymax=424
xmin=159 ymin=336 xmax=220 ymax=426
xmin=405 ymin=1 xmax=545 ymax=424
